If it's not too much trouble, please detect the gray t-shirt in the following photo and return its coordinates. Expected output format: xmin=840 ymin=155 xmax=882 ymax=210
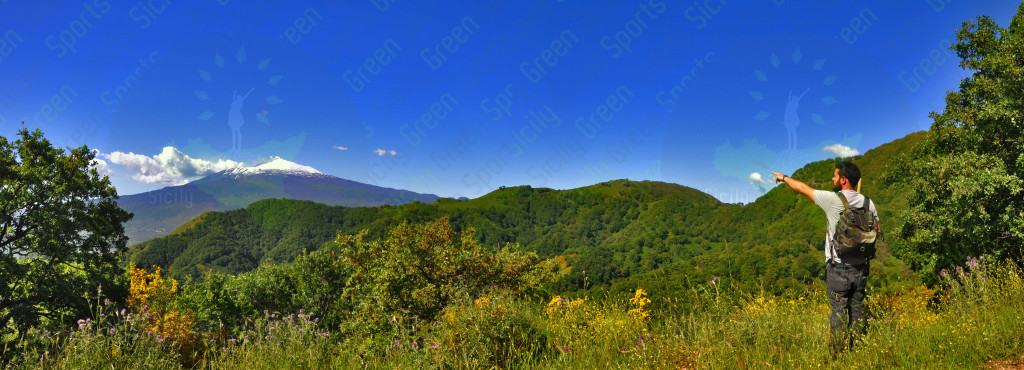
xmin=813 ymin=189 xmax=879 ymax=263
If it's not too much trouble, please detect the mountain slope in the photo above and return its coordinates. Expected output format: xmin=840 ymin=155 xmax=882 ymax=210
xmin=118 ymin=157 xmax=439 ymax=244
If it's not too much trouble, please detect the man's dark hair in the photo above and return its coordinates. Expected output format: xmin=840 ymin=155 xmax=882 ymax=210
xmin=837 ymin=161 xmax=861 ymax=188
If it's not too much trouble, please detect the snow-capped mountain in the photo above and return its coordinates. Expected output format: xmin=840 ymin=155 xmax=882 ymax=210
xmin=222 ymin=157 xmax=325 ymax=178
xmin=118 ymin=158 xmax=439 ymax=244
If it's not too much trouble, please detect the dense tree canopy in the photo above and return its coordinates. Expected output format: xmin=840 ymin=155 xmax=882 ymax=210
xmin=0 ymin=127 xmax=133 ymax=335
xmin=885 ymin=4 xmax=1024 ymax=278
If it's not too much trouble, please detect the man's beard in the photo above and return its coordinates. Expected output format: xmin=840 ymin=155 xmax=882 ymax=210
xmin=832 ymin=183 xmax=842 ymax=192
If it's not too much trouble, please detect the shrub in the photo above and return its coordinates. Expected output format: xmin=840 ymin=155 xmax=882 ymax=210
xmin=127 ymin=266 xmax=196 ymax=346
xmin=336 ymin=217 xmax=547 ymax=339
xmin=127 ymin=265 xmax=205 ymax=365
xmin=179 ymin=247 xmax=351 ymax=334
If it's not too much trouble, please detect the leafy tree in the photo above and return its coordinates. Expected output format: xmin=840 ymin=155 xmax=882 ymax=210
xmin=0 ymin=128 xmax=132 ymax=337
xmin=885 ymin=4 xmax=1024 ymax=278
xmin=177 ymin=247 xmax=351 ymax=332
xmin=337 ymin=217 xmax=547 ymax=334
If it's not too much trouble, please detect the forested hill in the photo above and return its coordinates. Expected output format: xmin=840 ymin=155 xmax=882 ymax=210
xmin=129 ymin=131 xmax=926 ymax=295
xmin=128 ymin=179 xmax=722 ymax=279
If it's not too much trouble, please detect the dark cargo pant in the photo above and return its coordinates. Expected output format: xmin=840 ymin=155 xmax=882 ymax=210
xmin=826 ymin=261 xmax=869 ymax=355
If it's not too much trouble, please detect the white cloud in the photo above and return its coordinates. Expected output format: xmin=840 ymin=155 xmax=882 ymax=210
xmin=105 ymin=146 xmax=244 ymax=185
xmin=155 ymin=146 xmax=243 ymax=178
xmin=821 ymin=143 xmax=859 ymax=158
xmin=106 ymin=151 xmax=162 ymax=177
xmin=332 ymin=145 xmax=348 ymax=151
xmin=373 ymin=148 xmax=397 ymax=156
xmin=88 ymin=149 xmax=113 ymax=176
xmin=89 ymin=158 xmax=112 ymax=176
xmin=388 ymin=149 xmax=397 ymax=156
xmin=747 ymin=172 xmax=770 ymax=185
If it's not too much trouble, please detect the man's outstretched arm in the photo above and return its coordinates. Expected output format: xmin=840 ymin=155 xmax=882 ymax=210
xmin=771 ymin=171 xmax=815 ymax=201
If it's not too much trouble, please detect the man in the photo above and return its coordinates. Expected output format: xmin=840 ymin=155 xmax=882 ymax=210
xmin=772 ymin=161 xmax=880 ymax=356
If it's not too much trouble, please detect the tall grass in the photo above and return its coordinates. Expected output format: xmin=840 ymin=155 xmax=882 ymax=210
xmin=667 ymin=258 xmax=1024 ymax=368
xmin=8 ymin=259 xmax=1023 ymax=369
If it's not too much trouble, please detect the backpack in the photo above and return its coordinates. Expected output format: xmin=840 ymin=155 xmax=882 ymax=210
xmin=830 ymin=192 xmax=878 ymax=265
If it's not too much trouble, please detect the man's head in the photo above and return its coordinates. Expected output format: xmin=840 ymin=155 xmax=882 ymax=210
xmin=833 ymin=161 xmax=861 ymax=191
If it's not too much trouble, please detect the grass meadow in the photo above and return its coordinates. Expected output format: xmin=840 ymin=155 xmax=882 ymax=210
xmin=6 ymin=258 xmax=1023 ymax=369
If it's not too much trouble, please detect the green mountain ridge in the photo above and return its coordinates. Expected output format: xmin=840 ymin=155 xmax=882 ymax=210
xmin=129 ymin=131 xmax=927 ymax=295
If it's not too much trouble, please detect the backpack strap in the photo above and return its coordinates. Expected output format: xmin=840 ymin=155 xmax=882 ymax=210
xmin=862 ymin=195 xmax=879 ymax=230
xmin=829 ymin=192 xmax=849 ymax=264
xmin=836 ymin=191 xmax=851 ymax=211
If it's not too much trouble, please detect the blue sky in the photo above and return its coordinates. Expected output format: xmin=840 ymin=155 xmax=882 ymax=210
xmin=1 ymin=1 xmax=1019 ymax=202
